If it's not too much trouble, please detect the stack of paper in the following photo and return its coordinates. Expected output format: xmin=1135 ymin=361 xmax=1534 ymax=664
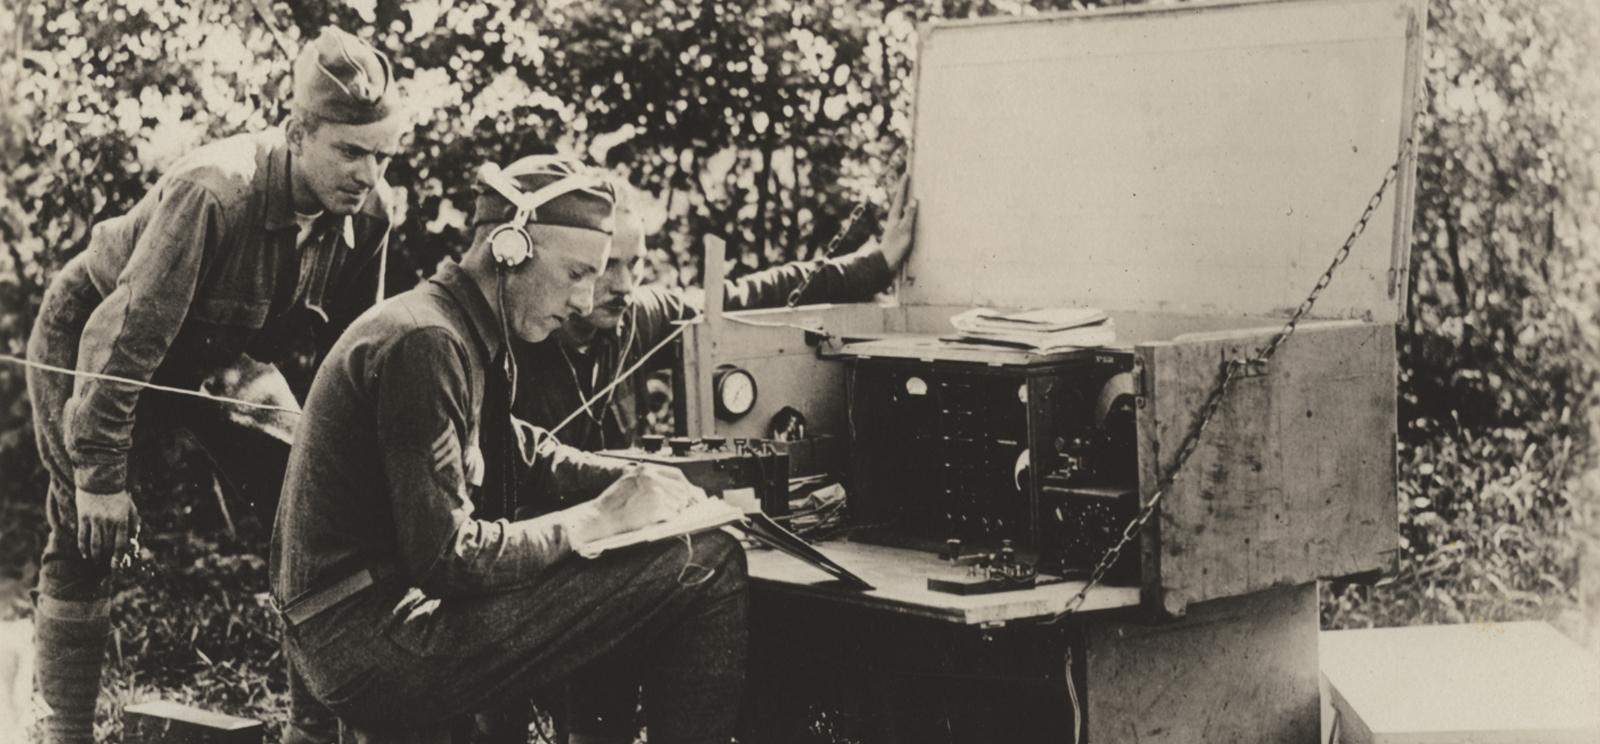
xmin=949 ymin=307 xmax=1116 ymax=351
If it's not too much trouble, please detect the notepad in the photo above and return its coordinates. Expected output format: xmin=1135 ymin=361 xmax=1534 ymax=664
xmin=573 ymin=499 xmax=747 ymax=559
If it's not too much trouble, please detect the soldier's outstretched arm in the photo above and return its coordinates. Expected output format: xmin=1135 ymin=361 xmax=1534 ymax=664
xmin=68 ymin=179 xmax=223 ymax=560
xmin=718 ymin=174 xmax=918 ymax=311
xmin=621 ymin=175 xmax=918 ymax=352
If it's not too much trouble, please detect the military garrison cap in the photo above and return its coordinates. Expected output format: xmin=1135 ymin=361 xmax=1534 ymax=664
xmin=471 ymin=156 xmax=617 ymax=235
xmin=291 ymin=27 xmax=397 ymax=125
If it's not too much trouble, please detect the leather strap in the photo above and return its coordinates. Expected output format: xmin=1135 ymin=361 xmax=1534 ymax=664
xmin=281 ymin=568 xmax=375 ymax=627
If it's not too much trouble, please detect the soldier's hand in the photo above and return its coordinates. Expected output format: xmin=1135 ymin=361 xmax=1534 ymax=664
xmin=876 ymin=173 xmax=919 ymax=272
xmin=588 ymin=466 xmax=703 ymax=537
xmin=75 ymin=488 xmax=140 ymax=563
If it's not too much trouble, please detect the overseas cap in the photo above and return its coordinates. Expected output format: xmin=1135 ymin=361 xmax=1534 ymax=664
xmin=291 ymin=27 xmax=397 ymax=125
xmin=471 ymin=156 xmax=616 ymax=235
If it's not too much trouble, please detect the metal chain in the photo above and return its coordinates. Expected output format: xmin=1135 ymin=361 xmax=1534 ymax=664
xmin=1049 ymin=134 xmax=1415 ymax=620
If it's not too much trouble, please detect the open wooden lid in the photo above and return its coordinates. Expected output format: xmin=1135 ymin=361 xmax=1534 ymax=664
xmin=902 ymin=0 xmax=1424 ymax=323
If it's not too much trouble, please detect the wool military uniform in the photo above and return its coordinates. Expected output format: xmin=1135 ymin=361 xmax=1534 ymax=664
xmin=271 ymin=259 xmax=748 ymax=743
xmin=25 ymin=26 xmax=400 ymax=744
xmin=498 ymin=247 xmax=887 ymax=741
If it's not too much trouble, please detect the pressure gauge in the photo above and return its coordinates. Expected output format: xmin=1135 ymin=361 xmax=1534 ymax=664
xmin=713 ymin=365 xmax=758 ymax=420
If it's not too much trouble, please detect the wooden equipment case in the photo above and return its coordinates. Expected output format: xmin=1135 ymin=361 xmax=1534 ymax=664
xmin=683 ymin=0 xmax=1424 ymax=618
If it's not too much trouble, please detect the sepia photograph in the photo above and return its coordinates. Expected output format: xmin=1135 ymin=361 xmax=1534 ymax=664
xmin=0 ymin=0 xmax=1597 ymax=742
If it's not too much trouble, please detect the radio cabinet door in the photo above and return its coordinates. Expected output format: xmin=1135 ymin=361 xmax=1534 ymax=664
xmin=1135 ymin=320 xmax=1399 ymax=616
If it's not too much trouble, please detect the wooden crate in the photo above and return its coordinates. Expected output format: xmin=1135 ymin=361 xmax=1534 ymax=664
xmin=1320 ymin=623 xmax=1600 ymax=743
xmin=687 ymin=0 xmax=1424 ymax=618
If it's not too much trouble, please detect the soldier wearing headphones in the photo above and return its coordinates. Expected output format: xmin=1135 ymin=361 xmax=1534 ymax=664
xmin=513 ymin=180 xmax=917 ymax=453
xmin=270 ymin=156 xmax=748 ymax=744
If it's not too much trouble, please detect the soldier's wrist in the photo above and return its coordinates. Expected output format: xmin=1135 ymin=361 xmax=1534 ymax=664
xmin=76 ymin=489 xmax=127 ymax=499
xmin=73 ymin=461 xmax=129 ymax=498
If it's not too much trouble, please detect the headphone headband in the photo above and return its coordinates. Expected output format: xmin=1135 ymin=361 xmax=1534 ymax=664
xmin=476 ymin=161 xmax=614 ymax=231
xmin=478 ymin=159 xmax=616 ymax=269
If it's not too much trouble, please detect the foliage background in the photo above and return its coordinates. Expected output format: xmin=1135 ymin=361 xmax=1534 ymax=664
xmin=1 ymin=0 xmax=1598 ymax=738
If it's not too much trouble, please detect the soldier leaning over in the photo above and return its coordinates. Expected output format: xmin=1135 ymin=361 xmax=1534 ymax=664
xmin=24 ymin=27 xmax=402 ymax=744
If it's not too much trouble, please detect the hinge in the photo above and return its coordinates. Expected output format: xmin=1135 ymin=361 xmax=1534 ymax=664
xmin=1229 ymin=354 xmax=1270 ymax=379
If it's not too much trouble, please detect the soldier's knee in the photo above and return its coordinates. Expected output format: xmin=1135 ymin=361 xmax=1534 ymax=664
xmin=695 ymin=530 xmax=746 ymax=579
xmin=684 ymin=531 xmax=746 ymax=601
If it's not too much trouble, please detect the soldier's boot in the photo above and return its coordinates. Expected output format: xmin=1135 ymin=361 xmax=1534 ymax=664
xmin=32 ymin=595 xmax=110 ymax=744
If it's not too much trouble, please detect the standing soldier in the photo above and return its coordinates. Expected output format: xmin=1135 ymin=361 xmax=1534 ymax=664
xmin=24 ymin=27 xmax=403 ymax=744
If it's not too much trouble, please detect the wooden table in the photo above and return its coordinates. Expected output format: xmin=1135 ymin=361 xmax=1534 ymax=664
xmin=745 ymin=540 xmax=1141 ymax=625
xmin=743 ymin=540 xmax=1322 ymax=744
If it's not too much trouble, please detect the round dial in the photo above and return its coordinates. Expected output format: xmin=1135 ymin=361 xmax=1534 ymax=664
xmin=714 ymin=365 xmax=758 ymax=420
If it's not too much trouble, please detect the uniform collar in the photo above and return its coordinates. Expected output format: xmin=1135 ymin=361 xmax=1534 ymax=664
xmin=432 ymin=261 xmax=504 ymax=361
xmin=264 ymin=137 xmax=298 ymax=233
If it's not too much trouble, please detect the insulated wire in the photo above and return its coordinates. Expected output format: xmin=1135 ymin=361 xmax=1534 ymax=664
xmin=549 ymin=320 xmax=691 ymax=437
xmin=2 ymin=268 xmax=809 ymax=446
xmin=0 ymin=353 xmax=302 ymax=415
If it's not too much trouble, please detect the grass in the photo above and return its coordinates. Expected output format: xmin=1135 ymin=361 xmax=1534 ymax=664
xmin=1 ymin=432 xmax=1594 ymax=743
xmin=94 ymin=526 xmax=287 ymax=741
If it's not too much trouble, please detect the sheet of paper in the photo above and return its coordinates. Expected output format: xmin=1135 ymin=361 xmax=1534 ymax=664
xmin=950 ymin=307 xmax=1109 ymax=333
xmin=574 ymin=499 xmax=747 ymax=559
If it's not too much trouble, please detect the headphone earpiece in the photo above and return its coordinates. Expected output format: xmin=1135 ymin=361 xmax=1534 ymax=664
xmin=476 ymin=158 xmax=615 ymax=271
xmin=489 ymin=223 xmax=533 ymax=269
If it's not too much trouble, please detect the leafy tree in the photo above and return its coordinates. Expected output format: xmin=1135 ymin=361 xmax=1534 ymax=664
xmin=1324 ymin=0 xmax=1600 ymax=632
xmin=1 ymin=0 xmax=1597 ymax=735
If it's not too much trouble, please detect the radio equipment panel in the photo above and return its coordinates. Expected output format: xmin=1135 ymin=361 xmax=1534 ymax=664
xmin=844 ymin=343 xmax=1139 ymax=581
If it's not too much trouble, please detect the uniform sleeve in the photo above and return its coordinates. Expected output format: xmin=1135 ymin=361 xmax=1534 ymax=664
xmin=625 ymin=284 xmax=697 ymax=351
xmin=510 ymin=420 xmax=632 ymax=508
xmin=628 ymin=246 xmax=892 ymax=340
xmin=723 ymin=247 xmax=892 ymax=310
xmin=66 ymin=179 xmax=219 ymax=495
xmin=616 ymin=247 xmax=893 ymax=378
xmin=375 ymin=329 xmax=598 ymax=597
